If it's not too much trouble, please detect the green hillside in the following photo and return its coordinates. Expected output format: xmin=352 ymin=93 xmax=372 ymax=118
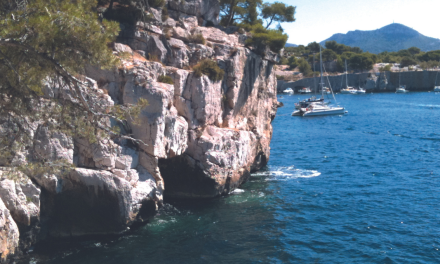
xmin=320 ymin=23 xmax=440 ymax=54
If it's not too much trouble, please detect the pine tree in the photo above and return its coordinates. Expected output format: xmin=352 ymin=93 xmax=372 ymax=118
xmin=0 ymin=0 xmax=147 ymax=176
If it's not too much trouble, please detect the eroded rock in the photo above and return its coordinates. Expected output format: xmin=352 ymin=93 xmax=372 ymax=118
xmin=0 ymin=198 xmax=19 ymax=262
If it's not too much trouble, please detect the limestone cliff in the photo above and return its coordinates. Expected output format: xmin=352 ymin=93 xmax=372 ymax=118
xmin=0 ymin=0 xmax=278 ymax=261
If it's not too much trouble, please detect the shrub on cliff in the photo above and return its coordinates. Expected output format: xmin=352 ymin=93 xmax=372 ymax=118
xmin=188 ymin=34 xmax=206 ymax=45
xmin=158 ymin=75 xmax=174 ymax=84
xmin=193 ymin=59 xmax=225 ymax=82
xmin=0 ymin=0 xmax=150 ymax=175
xmin=244 ymin=24 xmax=287 ymax=53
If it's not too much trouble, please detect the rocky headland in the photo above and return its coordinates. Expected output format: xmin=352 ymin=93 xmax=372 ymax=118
xmin=0 ymin=0 xmax=279 ymax=261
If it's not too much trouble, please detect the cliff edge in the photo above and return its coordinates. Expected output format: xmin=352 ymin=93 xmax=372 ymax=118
xmin=0 ymin=0 xmax=279 ymax=261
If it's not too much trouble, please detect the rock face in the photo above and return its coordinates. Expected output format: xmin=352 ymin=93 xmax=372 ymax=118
xmin=0 ymin=198 xmax=19 ymax=262
xmin=87 ymin=39 xmax=277 ymax=199
xmin=0 ymin=0 xmax=278 ymax=260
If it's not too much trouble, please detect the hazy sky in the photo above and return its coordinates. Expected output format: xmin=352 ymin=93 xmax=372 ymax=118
xmin=266 ymin=0 xmax=440 ymax=45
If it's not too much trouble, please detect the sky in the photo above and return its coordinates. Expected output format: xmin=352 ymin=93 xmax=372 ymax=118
xmin=266 ymin=0 xmax=440 ymax=45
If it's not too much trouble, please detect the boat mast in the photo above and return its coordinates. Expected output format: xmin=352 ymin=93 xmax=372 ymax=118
xmin=436 ymin=65 xmax=439 ymax=86
xmin=399 ymin=69 xmax=401 ymax=87
xmin=313 ymin=53 xmax=316 ymax=94
xmin=345 ymin=60 xmax=348 ymax=88
xmin=320 ymin=46 xmax=324 ymax=99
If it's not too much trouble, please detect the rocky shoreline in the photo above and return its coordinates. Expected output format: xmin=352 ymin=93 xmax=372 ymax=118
xmin=0 ymin=0 xmax=279 ymax=262
xmin=278 ymin=71 xmax=440 ymax=93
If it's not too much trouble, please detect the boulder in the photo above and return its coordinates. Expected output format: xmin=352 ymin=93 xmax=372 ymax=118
xmin=188 ymin=43 xmax=215 ymax=65
xmin=193 ymin=27 xmax=239 ymax=45
xmin=0 ymin=176 xmax=40 ymax=227
xmin=167 ymin=0 xmax=219 ymax=25
xmin=172 ymin=27 xmax=191 ymax=42
xmin=0 ymin=198 xmax=19 ymax=262
xmin=33 ymin=125 xmax=74 ymax=164
xmin=47 ymin=168 xmax=157 ymax=237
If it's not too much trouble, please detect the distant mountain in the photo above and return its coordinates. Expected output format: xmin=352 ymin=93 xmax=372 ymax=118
xmin=285 ymin=43 xmax=298 ymax=48
xmin=320 ymin=23 xmax=440 ymax=54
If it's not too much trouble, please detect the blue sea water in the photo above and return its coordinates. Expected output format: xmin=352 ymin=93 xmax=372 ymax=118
xmin=39 ymin=92 xmax=440 ymax=263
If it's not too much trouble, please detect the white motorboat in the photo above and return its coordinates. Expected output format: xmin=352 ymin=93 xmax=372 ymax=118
xmin=298 ymin=87 xmax=312 ymax=94
xmin=283 ymin=88 xmax=294 ymax=94
xmin=322 ymin=87 xmax=331 ymax=94
xmin=292 ymin=46 xmax=346 ymax=117
xmin=396 ymin=86 xmax=408 ymax=93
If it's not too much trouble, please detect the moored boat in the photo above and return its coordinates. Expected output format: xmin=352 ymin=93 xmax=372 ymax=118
xmin=292 ymin=46 xmax=346 ymax=117
xmin=322 ymin=87 xmax=331 ymax=94
xmin=356 ymin=87 xmax=366 ymax=94
xmin=298 ymin=87 xmax=312 ymax=94
xmin=396 ymin=70 xmax=408 ymax=93
xmin=294 ymin=96 xmax=326 ymax=109
xmin=340 ymin=87 xmax=357 ymax=94
xmin=283 ymin=88 xmax=294 ymax=94
xmin=396 ymin=86 xmax=408 ymax=93
xmin=434 ymin=70 xmax=440 ymax=92
xmin=340 ymin=60 xmax=358 ymax=94
xmin=301 ymin=103 xmax=346 ymax=116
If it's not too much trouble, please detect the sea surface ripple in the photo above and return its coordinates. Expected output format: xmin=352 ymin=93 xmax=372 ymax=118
xmin=37 ymin=92 xmax=440 ymax=263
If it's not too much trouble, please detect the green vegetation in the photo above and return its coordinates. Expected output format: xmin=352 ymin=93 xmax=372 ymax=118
xmin=219 ymin=0 xmax=295 ymax=53
xmin=0 ymin=0 xmax=152 ymax=177
xmin=280 ymin=39 xmax=440 ymax=74
xmin=244 ymin=24 xmax=287 ymax=53
xmin=188 ymin=34 xmax=206 ymax=45
xmin=220 ymin=0 xmax=263 ymax=27
xmin=261 ymin=2 xmax=295 ymax=29
xmin=287 ymin=56 xmax=298 ymax=69
xmin=158 ymin=75 xmax=174 ymax=84
xmin=298 ymin=58 xmax=312 ymax=76
xmin=379 ymin=64 xmax=391 ymax=72
xmin=193 ymin=59 xmax=225 ymax=82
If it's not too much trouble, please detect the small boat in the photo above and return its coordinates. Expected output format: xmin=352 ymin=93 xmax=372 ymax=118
xmin=294 ymin=96 xmax=326 ymax=109
xmin=283 ymin=88 xmax=294 ymax=94
xmin=298 ymin=87 xmax=312 ymax=94
xmin=340 ymin=87 xmax=357 ymax=94
xmin=322 ymin=87 xmax=332 ymax=94
xmin=434 ymin=70 xmax=440 ymax=92
xmin=340 ymin=61 xmax=358 ymax=94
xmin=356 ymin=87 xmax=366 ymax=94
xmin=292 ymin=46 xmax=346 ymax=117
xmin=301 ymin=103 xmax=346 ymax=117
xmin=396 ymin=86 xmax=408 ymax=93
xmin=396 ymin=70 xmax=408 ymax=93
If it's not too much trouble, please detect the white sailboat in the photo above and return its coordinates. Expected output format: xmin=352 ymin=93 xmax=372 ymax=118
xmin=292 ymin=47 xmax=346 ymax=117
xmin=396 ymin=70 xmax=408 ymax=93
xmin=340 ymin=60 xmax=357 ymax=94
xmin=434 ymin=70 xmax=440 ymax=92
xmin=356 ymin=75 xmax=366 ymax=94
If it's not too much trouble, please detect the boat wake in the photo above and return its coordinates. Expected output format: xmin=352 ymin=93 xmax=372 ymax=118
xmin=252 ymin=166 xmax=321 ymax=181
